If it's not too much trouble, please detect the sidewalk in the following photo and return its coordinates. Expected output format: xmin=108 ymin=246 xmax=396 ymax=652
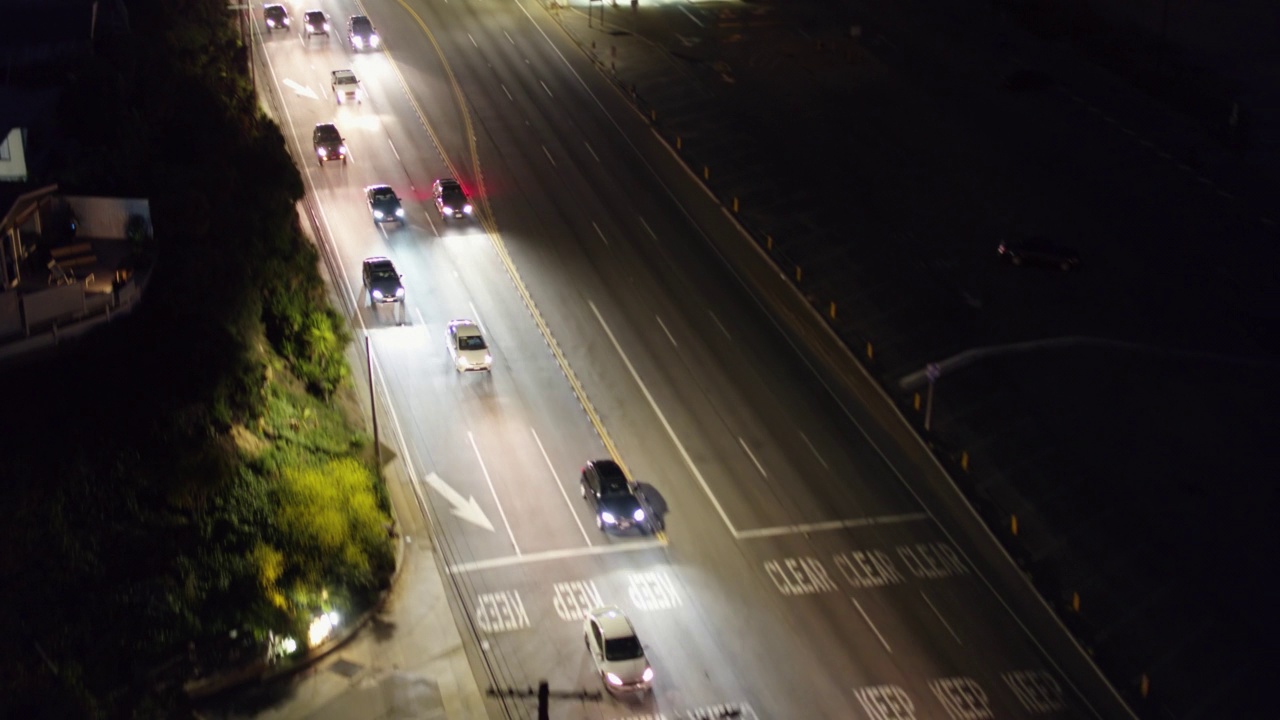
xmin=543 ymin=1 xmax=1274 ymax=717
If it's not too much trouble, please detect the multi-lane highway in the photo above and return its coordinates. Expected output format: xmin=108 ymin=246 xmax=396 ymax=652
xmin=254 ymin=1 xmax=1109 ymax=717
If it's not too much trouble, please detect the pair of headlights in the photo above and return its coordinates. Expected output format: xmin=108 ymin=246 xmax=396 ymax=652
xmin=600 ymin=508 xmax=645 ymax=525
xmin=371 ymin=288 xmax=405 ymax=300
xmin=352 ymin=35 xmax=380 ymax=48
xmin=317 ymin=145 xmax=347 ymax=157
xmin=373 ymin=208 xmax=406 ymax=219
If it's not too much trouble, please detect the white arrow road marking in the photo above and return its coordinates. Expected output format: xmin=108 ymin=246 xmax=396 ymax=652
xmin=282 ymin=78 xmax=319 ymax=99
xmin=422 ymin=472 xmax=494 ymax=532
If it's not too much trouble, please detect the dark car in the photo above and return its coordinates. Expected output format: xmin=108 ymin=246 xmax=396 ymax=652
xmin=432 ymin=178 xmax=473 ymax=221
xmin=361 ymin=256 xmax=404 ymax=306
xmin=263 ymin=4 xmax=290 ymax=32
xmin=347 ymin=15 xmax=380 ymax=51
xmin=312 ymin=123 xmax=347 ymax=166
xmin=580 ymin=460 xmax=649 ymax=534
xmin=366 ymin=185 xmax=405 ymax=225
xmin=302 ymin=10 xmax=329 ymax=39
xmin=997 ymin=237 xmax=1081 ymax=271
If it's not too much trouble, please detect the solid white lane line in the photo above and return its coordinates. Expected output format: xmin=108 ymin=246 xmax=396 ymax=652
xmin=708 ymin=310 xmax=731 ymax=339
xmin=414 ymin=308 xmax=427 ymax=332
xmin=639 ymin=216 xmax=658 ymax=240
xmin=468 ymin=33 xmax=477 ymax=47
xmin=531 ymin=427 xmax=592 ymax=545
xmin=540 ymin=80 xmax=553 ymax=98
xmin=655 ymin=315 xmax=678 ymax=348
xmin=504 ymin=30 xmax=515 ymax=45
xmin=501 ymin=83 xmax=513 ymax=101
xmin=738 ymin=437 xmax=768 ymax=478
xmin=592 ymin=221 xmax=609 ymax=246
xmin=799 ymin=431 xmax=828 ymax=469
xmin=735 ymin=512 xmax=930 ymax=540
xmin=589 ymin=300 xmax=738 ymax=536
xmin=542 ymin=145 xmax=556 ymax=166
xmin=468 ymin=431 xmax=521 ymax=554
xmin=921 ymin=591 xmax=963 ymax=644
xmin=468 ymin=301 xmax=483 ymax=330
xmin=448 ymin=538 xmax=666 ymax=573
xmin=584 ymin=140 xmax=600 ymax=162
xmin=388 ymin=138 xmax=401 ymax=161
xmin=679 ymin=5 xmax=705 ymax=27
xmin=852 ymin=597 xmax=892 ymax=653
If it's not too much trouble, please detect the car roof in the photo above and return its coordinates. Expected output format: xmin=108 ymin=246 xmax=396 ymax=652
xmin=364 ymin=255 xmax=393 ymax=266
xmin=589 ymin=459 xmax=626 ymax=479
xmin=449 ymin=319 xmax=481 ymax=334
xmin=589 ymin=606 xmax=636 ymax=637
xmin=436 ymin=178 xmax=461 ymax=188
xmin=366 ymin=184 xmax=393 ymax=193
xmin=305 ymin=9 xmax=325 ymax=17
xmin=333 ymin=69 xmax=356 ymax=79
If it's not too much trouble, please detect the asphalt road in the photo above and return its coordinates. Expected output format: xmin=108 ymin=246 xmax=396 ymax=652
xmin=244 ymin=1 xmax=1111 ymax=717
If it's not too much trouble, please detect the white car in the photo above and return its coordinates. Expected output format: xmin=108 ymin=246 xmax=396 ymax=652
xmin=446 ymin=319 xmax=492 ymax=372
xmin=583 ymin=606 xmax=653 ymax=694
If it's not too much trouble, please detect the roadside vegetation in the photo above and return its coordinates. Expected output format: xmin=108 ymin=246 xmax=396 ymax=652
xmin=0 ymin=1 xmax=393 ymax=717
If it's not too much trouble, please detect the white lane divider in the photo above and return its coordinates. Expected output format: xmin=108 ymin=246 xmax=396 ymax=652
xmin=531 ymin=426 xmax=593 ymax=545
xmin=468 ymin=430 xmax=520 ymax=554
xmin=851 ymin=597 xmax=892 ymax=654
xmin=655 ymin=315 xmax=678 ymax=348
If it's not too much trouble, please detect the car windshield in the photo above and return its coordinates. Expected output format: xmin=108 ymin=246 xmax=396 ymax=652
xmin=372 ymin=189 xmax=395 ymax=202
xmin=458 ymin=335 xmax=486 ymax=351
xmin=371 ymin=268 xmax=396 ymax=281
xmin=352 ymin=17 xmax=373 ymax=33
xmin=443 ymin=191 xmax=466 ymax=204
xmin=603 ymin=635 xmax=644 ymax=661
xmin=600 ymin=476 xmax=631 ymax=496
xmin=316 ymin=127 xmax=340 ymax=141
xmin=306 ymin=12 xmax=324 ymax=23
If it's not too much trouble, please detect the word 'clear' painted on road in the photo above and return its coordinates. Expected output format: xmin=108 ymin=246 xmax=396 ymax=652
xmin=897 ymin=542 xmax=968 ymax=580
xmin=930 ymin=676 xmax=992 ymax=720
xmin=474 ymin=590 xmax=529 ymax=634
xmin=627 ymin=570 xmax=682 ymax=610
xmin=552 ymin=580 xmax=604 ymax=621
xmin=834 ymin=549 xmax=906 ymax=588
xmin=764 ymin=557 xmax=839 ymax=595
xmin=1003 ymin=670 xmax=1067 ymax=713
xmin=854 ymin=684 xmax=915 ymax=720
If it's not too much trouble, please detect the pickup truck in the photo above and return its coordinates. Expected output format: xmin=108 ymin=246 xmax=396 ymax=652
xmin=331 ymin=69 xmax=361 ymax=105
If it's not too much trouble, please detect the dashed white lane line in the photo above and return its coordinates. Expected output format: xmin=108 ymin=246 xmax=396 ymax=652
xmin=655 ymin=315 xmax=678 ymax=347
xmin=678 ymin=5 xmax=705 ymax=27
xmin=468 ymin=430 xmax=520 ymax=555
xmin=501 ymin=83 xmax=513 ymax=101
xmin=592 ymin=220 xmax=609 ymax=246
xmin=921 ymin=591 xmax=963 ymax=644
xmin=504 ymin=30 xmax=514 ymax=45
xmin=468 ymin=32 xmax=477 ymax=47
xmin=542 ymin=145 xmax=556 ymax=166
xmin=531 ymin=427 xmax=592 ymax=546
xmin=708 ymin=309 xmax=731 ymax=339
xmin=738 ymin=437 xmax=768 ymax=478
xmin=584 ymin=140 xmax=600 ymax=162
xmin=639 ymin=216 xmax=658 ymax=240
xmin=852 ymin=597 xmax=892 ymax=653
xmin=540 ymin=79 xmax=554 ymax=97
xmin=799 ymin=431 xmax=829 ymax=469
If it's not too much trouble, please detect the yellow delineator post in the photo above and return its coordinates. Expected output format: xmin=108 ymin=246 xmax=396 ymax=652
xmin=1011 ymin=514 xmax=1018 ymax=536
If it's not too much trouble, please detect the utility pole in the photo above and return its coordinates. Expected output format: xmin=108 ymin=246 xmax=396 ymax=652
xmin=488 ymin=681 xmax=601 ymax=719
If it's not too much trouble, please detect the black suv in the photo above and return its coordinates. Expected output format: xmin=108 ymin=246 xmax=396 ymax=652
xmin=302 ymin=10 xmax=329 ymax=40
xmin=365 ymin=185 xmax=405 ymax=225
xmin=312 ymin=123 xmax=347 ymax=166
xmin=580 ymin=460 xmax=649 ymax=534
xmin=432 ymin=178 xmax=473 ymax=221
xmin=347 ymin=15 xmax=380 ymax=51
xmin=263 ymin=4 xmax=290 ymax=32
xmin=362 ymin=256 xmax=404 ymax=307
xmin=997 ymin=237 xmax=1081 ymax=271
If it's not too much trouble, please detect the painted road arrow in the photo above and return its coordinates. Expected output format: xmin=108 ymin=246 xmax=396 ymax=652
xmin=423 ymin=472 xmax=494 ymax=531
xmin=282 ymin=78 xmax=319 ymax=100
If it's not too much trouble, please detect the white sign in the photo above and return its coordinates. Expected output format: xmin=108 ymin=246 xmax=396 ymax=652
xmin=930 ymin=677 xmax=992 ymax=720
xmin=552 ymin=580 xmax=603 ymax=621
xmin=854 ymin=685 xmax=915 ymax=720
xmin=1003 ymin=670 xmax=1066 ymax=713
xmin=628 ymin=571 xmax=682 ymax=611
xmin=474 ymin=590 xmax=529 ymax=634
xmin=834 ymin=549 xmax=905 ymax=588
xmin=897 ymin=542 xmax=969 ymax=580
xmin=764 ymin=557 xmax=838 ymax=595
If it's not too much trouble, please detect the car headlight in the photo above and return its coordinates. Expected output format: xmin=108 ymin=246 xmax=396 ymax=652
xmin=633 ymin=508 xmax=645 ymax=522
xmin=317 ymin=147 xmax=327 ymax=156
xmin=373 ymin=210 xmax=383 ymax=218
xmin=338 ymin=145 xmax=347 ymax=155
xmin=283 ymin=18 xmax=290 ymax=26
xmin=323 ymin=22 xmax=330 ymax=31
xmin=463 ymin=204 xmax=473 ymax=214
xmin=372 ymin=289 xmax=383 ymax=299
xmin=605 ymin=672 xmax=623 ymax=687
xmin=335 ymin=93 xmax=344 ymax=104
xmin=441 ymin=205 xmax=452 ymax=214
xmin=370 ymin=34 xmax=380 ymax=47
xmin=395 ymin=208 xmax=405 ymax=217
xmin=642 ymin=667 xmax=654 ymax=682
xmin=395 ymin=287 xmax=405 ymax=298
xmin=353 ymin=36 xmax=363 ymax=47
xmin=267 ymin=19 xmax=276 ymax=27
xmin=483 ymin=354 xmax=492 ymax=364
xmin=600 ymin=511 xmax=617 ymax=525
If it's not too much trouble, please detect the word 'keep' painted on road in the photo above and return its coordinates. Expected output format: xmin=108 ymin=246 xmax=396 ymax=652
xmin=834 ymin=549 xmax=905 ymax=588
xmin=930 ymin=677 xmax=992 ymax=720
xmin=1003 ymin=670 xmax=1067 ymax=713
xmin=552 ymin=580 xmax=603 ymax=621
xmin=854 ymin=684 xmax=915 ymax=720
xmin=627 ymin=570 xmax=682 ymax=611
xmin=897 ymin=542 xmax=968 ymax=580
xmin=474 ymin=590 xmax=529 ymax=634
xmin=764 ymin=556 xmax=839 ymax=595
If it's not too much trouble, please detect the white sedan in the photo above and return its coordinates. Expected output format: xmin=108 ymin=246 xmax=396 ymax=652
xmin=446 ymin=319 xmax=492 ymax=372
xmin=583 ymin=606 xmax=653 ymax=694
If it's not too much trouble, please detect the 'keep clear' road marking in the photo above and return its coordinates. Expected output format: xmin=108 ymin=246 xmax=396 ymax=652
xmin=627 ymin=570 xmax=682 ymax=610
xmin=854 ymin=685 xmax=915 ymax=720
xmin=474 ymin=590 xmax=530 ymax=634
xmin=897 ymin=542 xmax=969 ymax=580
xmin=930 ymin=677 xmax=992 ymax=720
xmin=613 ymin=704 xmax=757 ymax=720
xmin=552 ymin=580 xmax=603 ymax=621
xmin=834 ymin=549 xmax=906 ymax=588
xmin=764 ymin=556 xmax=839 ymax=595
xmin=1003 ymin=670 xmax=1067 ymax=714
